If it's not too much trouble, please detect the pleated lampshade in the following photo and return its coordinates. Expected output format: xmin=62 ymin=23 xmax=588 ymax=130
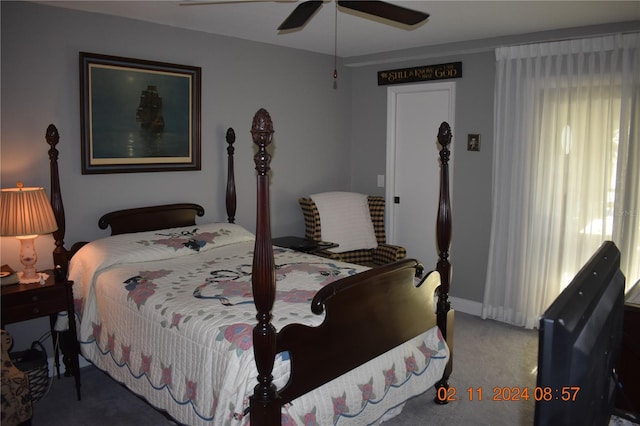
xmin=0 ymin=184 xmax=58 ymax=237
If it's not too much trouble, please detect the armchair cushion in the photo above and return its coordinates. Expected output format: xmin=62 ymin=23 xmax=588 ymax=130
xmin=309 ymin=192 xmax=377 ymax=253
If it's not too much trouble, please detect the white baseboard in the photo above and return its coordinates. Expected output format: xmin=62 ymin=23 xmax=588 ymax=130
xmin=449 ymin=296 xmax=482 ymax=316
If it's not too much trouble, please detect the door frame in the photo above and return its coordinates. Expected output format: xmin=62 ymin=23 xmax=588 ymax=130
xmin=385 ymin=81 xmax=456 ymax=244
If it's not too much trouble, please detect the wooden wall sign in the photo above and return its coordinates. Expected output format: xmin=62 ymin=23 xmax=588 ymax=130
xmin=378 ymin=62 xmax=462 ymax=86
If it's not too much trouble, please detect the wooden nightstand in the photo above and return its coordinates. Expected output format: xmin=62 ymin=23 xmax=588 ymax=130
xmin=1 ymin=270 xmax=81 ymax=400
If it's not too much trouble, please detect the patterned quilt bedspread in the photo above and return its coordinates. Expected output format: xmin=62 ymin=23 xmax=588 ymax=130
xmin=68 ymin=223 xmax=449 ymax=425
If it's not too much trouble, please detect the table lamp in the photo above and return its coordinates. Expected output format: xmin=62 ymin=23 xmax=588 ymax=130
xmin=0 ymin=182 xmax=58 ymax=282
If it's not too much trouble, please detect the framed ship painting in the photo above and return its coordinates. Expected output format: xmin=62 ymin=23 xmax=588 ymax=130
xmin=80 ymin=52 xmax=201 ymax=174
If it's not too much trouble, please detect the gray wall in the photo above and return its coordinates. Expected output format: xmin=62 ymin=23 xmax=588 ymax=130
xmin=1 ymin=1 xmax=353 ymax=244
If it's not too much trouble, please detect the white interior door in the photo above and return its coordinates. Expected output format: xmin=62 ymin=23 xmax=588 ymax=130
xmin=385 ymin=82 xmax=455 ymax=270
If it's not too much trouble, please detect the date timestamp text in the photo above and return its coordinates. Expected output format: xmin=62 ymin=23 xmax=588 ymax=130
xmin=437 ymin=386 xmax=581 ymax=402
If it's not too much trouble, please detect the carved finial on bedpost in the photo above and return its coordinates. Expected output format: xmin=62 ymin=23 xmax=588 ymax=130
xmin=249 ymin=108 xmax=280 ymax=425
xmin=434 ymin=121 xmax=453 ymax=404
xmin=225 ymin=128 xmax=237 ymax=224
xmin=251 ymin=108 xmax=274 ymax=175
xmin=46 ymin=124 xmax=69 ymax=275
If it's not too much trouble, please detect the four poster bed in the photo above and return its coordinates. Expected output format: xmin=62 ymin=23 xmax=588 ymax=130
xmin=46 ymin=108 xmax=454 ymax=425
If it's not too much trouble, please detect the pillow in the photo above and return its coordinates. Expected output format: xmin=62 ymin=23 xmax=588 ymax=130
xmin=310 ymin=192 xmax=378 ymax=253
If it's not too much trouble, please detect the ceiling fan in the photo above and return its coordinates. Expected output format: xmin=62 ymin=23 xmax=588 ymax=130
xmin=277 ymin=1 xmax=429 ymax=31
xmin=180 ymin=1 xmax=429 ymax=31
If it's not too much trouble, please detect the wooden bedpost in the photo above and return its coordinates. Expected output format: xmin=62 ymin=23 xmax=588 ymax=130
xmin=46 ymin=124 xmax=69 ymax=274
xmin=249 ymin=109 xmax=280 ymax=425
xmin=434 ymin=121 xmax=453 ymax=404
xmin=225 ymin=128 xmax=237 ymax=224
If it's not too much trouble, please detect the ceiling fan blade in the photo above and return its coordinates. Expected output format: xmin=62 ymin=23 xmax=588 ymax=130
xmin=337 ymin=0 xmax=429 ymax=26
xmin=277 ymin=0 xmax=323 ymax=31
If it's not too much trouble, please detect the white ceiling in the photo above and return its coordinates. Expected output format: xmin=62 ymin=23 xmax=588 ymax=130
xmin=33 ymin=1 xmax=640 ymax=58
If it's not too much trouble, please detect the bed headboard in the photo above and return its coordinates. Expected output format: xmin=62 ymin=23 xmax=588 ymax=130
xmin=98 ymin=203 xmax=205 ymax=235
xmin=47 ymin=125 xmax=238 ymax=273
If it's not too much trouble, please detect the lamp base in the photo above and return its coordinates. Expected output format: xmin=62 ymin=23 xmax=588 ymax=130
xmin=18 ymin=271 xmax=43 ymax=284
xmin=16 ymin=235 xmax=39 ymax=282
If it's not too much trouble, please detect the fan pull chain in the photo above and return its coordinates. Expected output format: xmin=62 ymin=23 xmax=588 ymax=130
xmin=333 ymin=1 xmax=338 ymax=80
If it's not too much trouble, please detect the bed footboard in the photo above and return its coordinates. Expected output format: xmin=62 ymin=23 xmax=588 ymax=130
xmin=277 ymin=259 xmax=439 ymax=404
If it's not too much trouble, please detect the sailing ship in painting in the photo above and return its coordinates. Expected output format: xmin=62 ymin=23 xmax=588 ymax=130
xmin=136 ymin=85 xmax=165 ymax=132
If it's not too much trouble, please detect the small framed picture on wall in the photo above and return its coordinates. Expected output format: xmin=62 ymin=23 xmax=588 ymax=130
xmin=467 ymin=134 xmax=480 ymax=151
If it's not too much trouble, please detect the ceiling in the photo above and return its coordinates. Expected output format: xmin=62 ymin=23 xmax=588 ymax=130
xmin=33 ymin=1 xmax=640 ymax=58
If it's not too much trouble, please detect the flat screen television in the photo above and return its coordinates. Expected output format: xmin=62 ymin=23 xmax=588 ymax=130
xmin=534 ymin=241 xmax=625 ymax=426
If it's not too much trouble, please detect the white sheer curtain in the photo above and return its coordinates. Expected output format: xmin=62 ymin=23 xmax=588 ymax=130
xmin=482 ymin=33 xmax=640 ymax=329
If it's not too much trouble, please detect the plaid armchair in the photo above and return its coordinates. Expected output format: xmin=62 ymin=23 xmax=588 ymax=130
xmin=299 ymin=195 xmax=406 ymax=267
